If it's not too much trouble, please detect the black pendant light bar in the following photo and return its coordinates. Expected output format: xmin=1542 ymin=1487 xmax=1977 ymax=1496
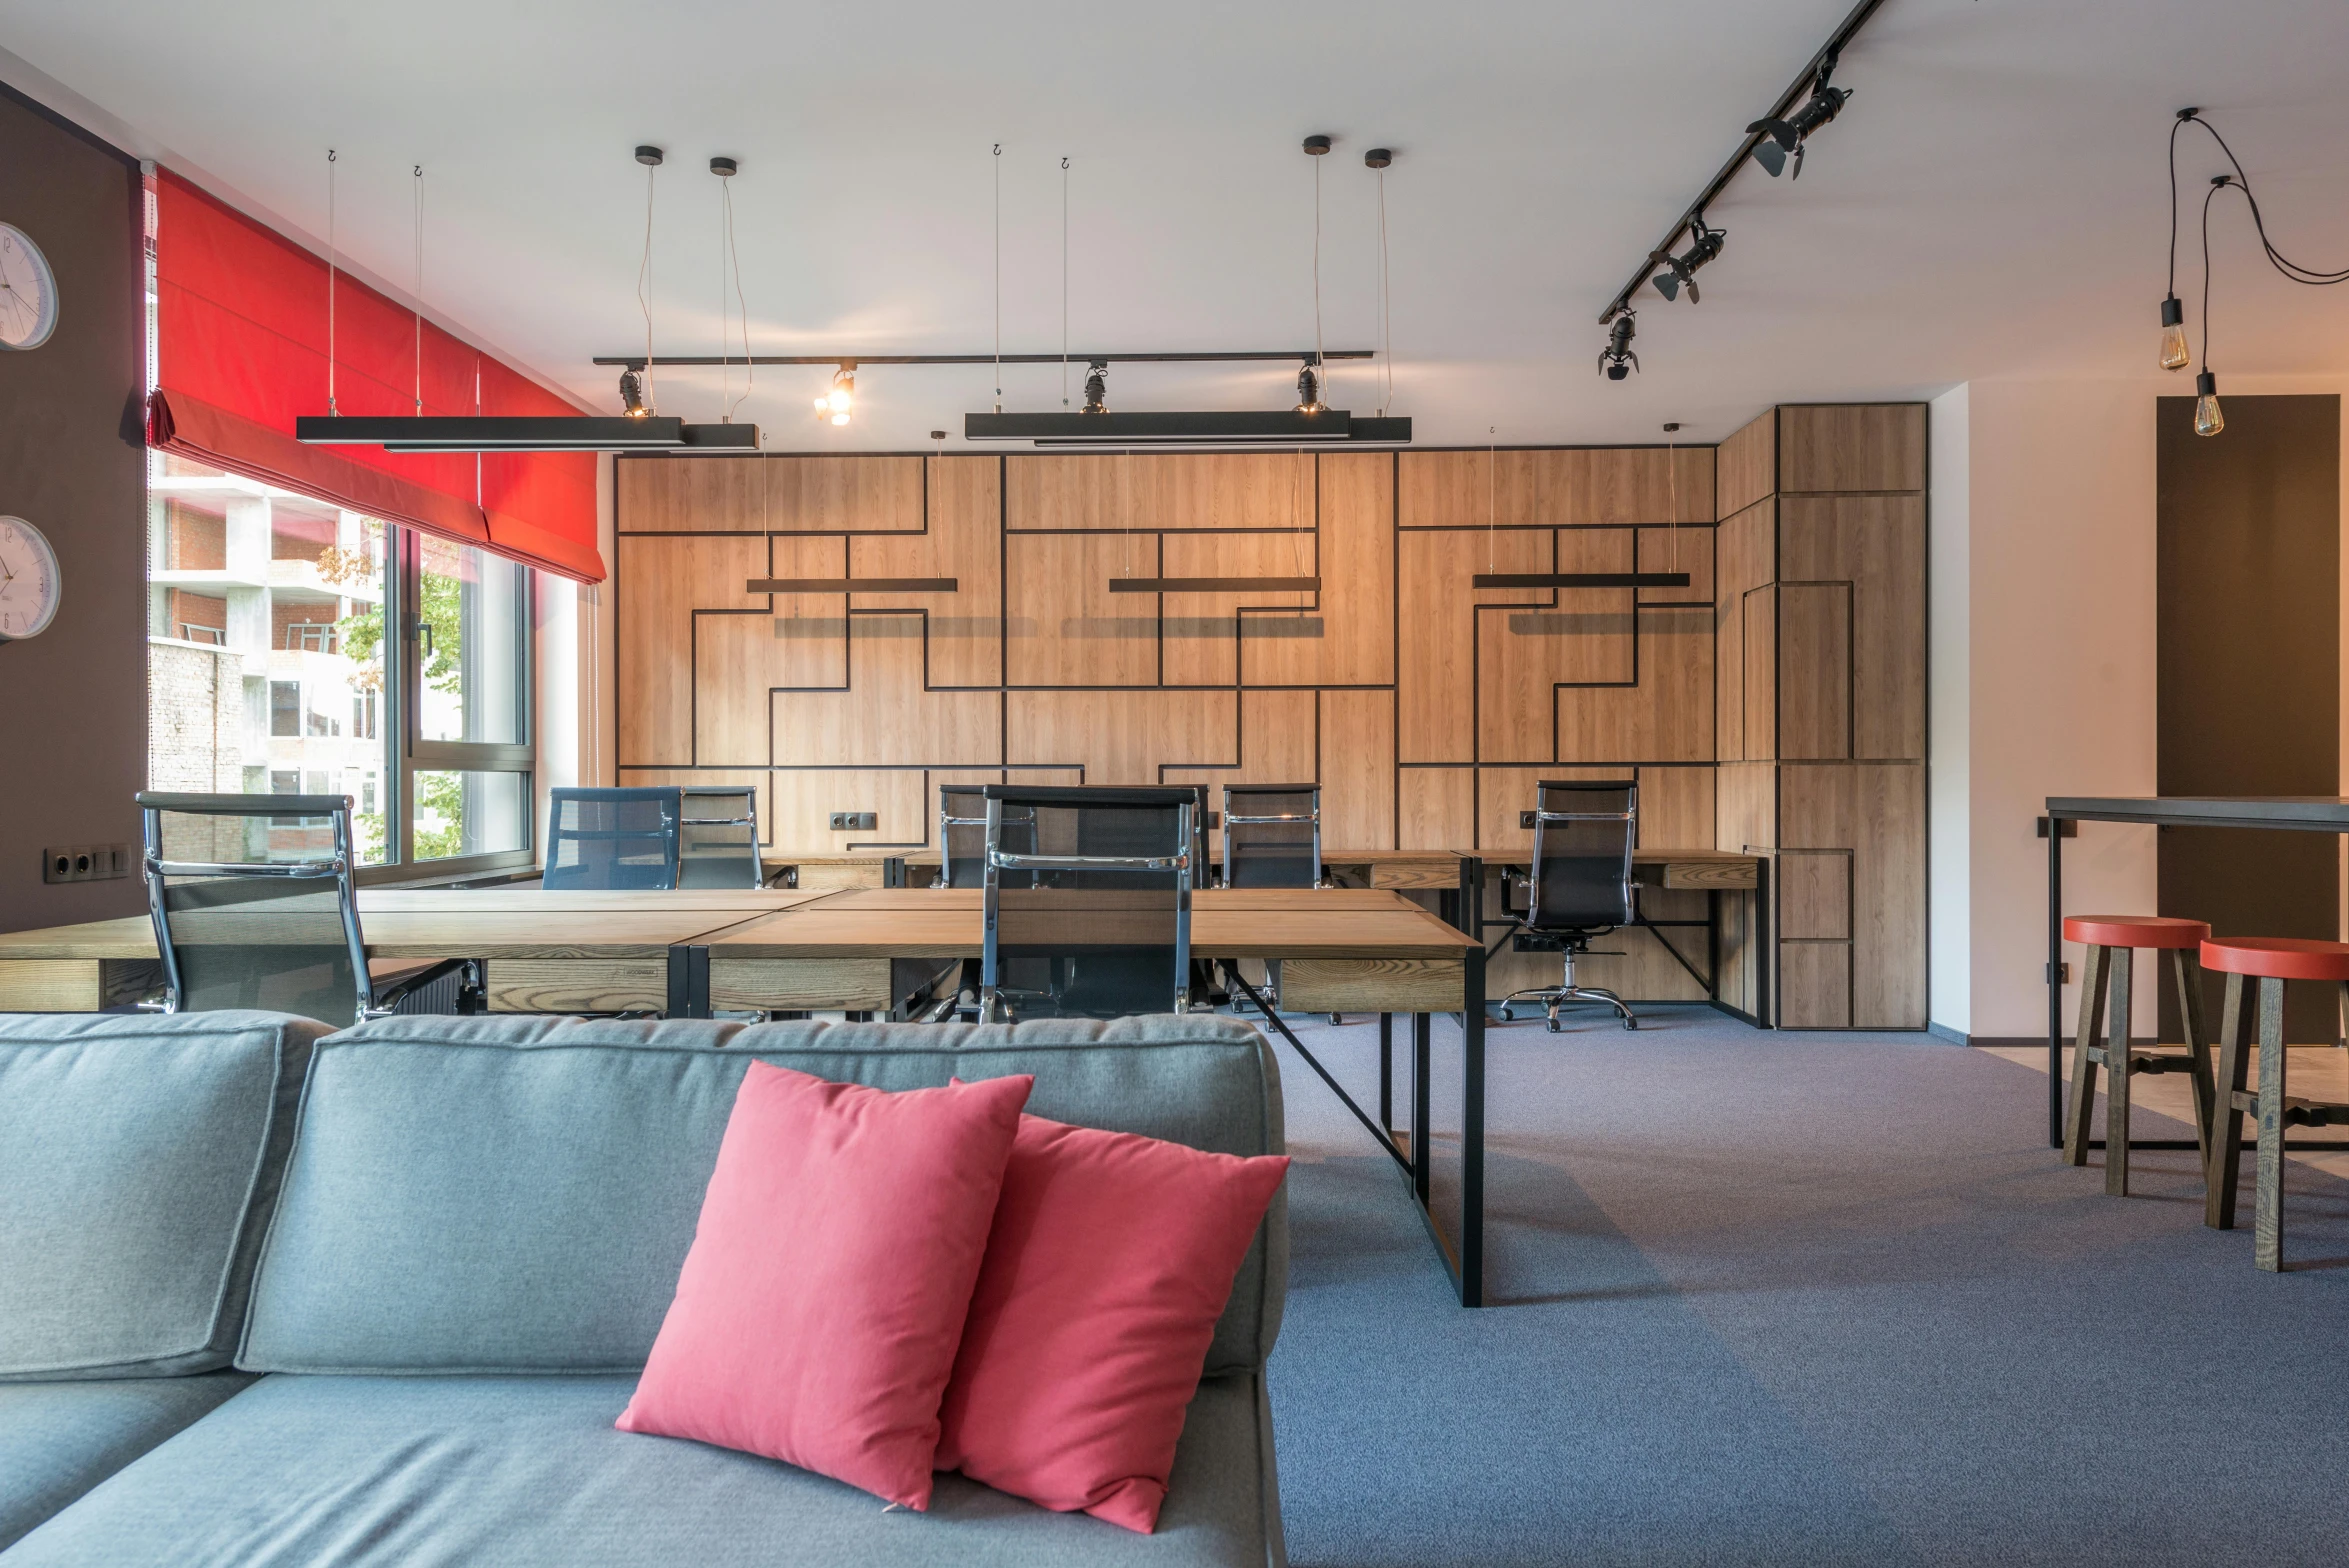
xmin=1596 ymin=0 xmax=1889 ymax=329
xmin=295 ymin=415 xmax=761 ymax=453
xmin=970 ymin=410 xmax=1410 ymax=444
xmin=745 ymin=577 xmax=959 ymax=594
xmin=1470 ymin=572 xmax=1693 ymax=590
xmin=1108 ymin=577 xmax=1321 ymax=594
xmin=595 ymin=350 xmax=1373 ymax=369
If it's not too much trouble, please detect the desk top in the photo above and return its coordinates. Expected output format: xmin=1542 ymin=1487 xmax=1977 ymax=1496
xmin=710 ymin=886 xmax=1473 ymax=962
xmin=2047 ymin=796 xmax=2349 ymax=831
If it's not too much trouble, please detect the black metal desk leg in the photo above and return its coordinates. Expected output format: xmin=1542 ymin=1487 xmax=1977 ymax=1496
xmin=1412 ymin=1013 xmax=1432 ymax=1206
xmin=1461 ymin=946 xmax=1486 ymax=1308
xmin=2047 ymin=816 xmax=2065 ymax=1148
xmin=1379 ymin=1013 xmax=1394 ymax=1131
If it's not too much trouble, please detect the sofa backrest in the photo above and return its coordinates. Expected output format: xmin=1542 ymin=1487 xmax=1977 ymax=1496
xmin=0 ymin=1010 xmax=328 ymax=1380
xmin=238 ymin=1014 xmax=1286 ymax=1379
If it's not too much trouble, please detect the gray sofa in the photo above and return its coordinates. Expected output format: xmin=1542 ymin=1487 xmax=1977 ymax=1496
xmin=0 ymin=1009 xmax=1289 ymax=1566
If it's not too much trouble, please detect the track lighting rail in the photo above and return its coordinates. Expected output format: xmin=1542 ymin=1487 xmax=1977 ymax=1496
xmin=595 ymin=350 xmax=1375 ymax=369
xmin=1596 ymin=0 xmax=1889 ymax=326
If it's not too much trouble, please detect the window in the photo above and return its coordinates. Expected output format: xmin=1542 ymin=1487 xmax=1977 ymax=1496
xmin=146 ymin=454 xmax=533 ymax=879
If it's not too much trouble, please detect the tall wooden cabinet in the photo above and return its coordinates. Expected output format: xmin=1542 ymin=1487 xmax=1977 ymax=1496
xmin=1714 ymin=404 xmax=1927 ymax=1027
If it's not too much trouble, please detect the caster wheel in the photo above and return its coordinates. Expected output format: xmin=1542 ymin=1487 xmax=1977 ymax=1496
xmin=1329 ymin=1014 xmax=1343 ymax=1026
xmin=1622 ymin=1016 xmax=1638 ymax=1031
xmin=1499 ymin=1005 xmax=1514 ymax=1022
xmin=1544 ymin=1014 xmax=1562 ymax=1033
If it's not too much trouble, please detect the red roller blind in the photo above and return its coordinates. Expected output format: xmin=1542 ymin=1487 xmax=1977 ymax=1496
xmin=147 ymin=169 xmax=605 ymax=583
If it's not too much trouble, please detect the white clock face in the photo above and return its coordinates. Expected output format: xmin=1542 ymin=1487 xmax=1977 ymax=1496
xmin=0 ymin=517 xmax=62 ymax=641
xmin=0 ymin=223 xmax=59 ymax=351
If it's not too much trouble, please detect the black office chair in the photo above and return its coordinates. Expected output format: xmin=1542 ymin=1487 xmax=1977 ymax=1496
xmin=978 ymin=785 xmax=1196 ymax=1022
xmin=1220 ymin=783 xmax=1321 ymax=888
xmin=678 ymin=785 xmax=763 ymax=888
xmin=137 ymin=792 xmax=477 ymax=1029
xmin=544 ymin=787 xmax=681 ymax=890
xmin=935 ymin=784 xmax=1036 ymax=889
xmin=1497 ymin=779 xmax=1640 ymax=1031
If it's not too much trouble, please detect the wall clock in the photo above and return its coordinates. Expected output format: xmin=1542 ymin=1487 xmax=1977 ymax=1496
xmin=0 ymin=223 xmax=60 ymax=351
xmin=0 ymin=516 xmax=62 ymax=642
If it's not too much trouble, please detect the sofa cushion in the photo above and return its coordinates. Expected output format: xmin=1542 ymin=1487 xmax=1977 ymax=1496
xmin=0 ymin=1372 xmax=1284 ymax=1567
xmin=239 ymin=1015 xmax=1284 ymax=1379
xmin=0 ymin=1373 xmax=255 ymax=1551
xmin=0 ymin=1010 xmax=328 ymax=1379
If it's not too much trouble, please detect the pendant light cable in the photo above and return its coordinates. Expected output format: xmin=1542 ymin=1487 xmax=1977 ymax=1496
xmin=411 ymin=166 xmax=424 ymax=417
xmin=1664 ymin=423 xmax=1681 ymax=577
xmin=2201 ymin=176 xmax=2223 ymax=374
xmin=1312 ymin=153 xmax=1326 ymax=399
xmin=1486 ymin=426 xmax=1498 ymax=574
xmin=325 ymin=149 xmax=338 ymax=416
xmin=719 ymin=168 xmax=753 ymax=423
xmin=992 ymin=143 xmax=1003 ymax=414
xmin=2179 ymin=114 xmax=2349 ymax=286
xmin=1061 ymin=156 xmax=1071 ymax=410
xmin=637 ymin=157 xmax=658 ymax=413
xmin=1376 ymin=164 xmax=1392 ymax=417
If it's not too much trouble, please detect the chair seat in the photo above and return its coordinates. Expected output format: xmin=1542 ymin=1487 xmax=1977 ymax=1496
xmin=2200 ymin=936 xmax=2349 ymax=982
xmin=2062 ymin=914 xmax=2209 ymax=950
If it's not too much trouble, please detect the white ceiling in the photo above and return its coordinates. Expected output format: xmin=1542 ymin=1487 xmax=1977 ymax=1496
xmin=5 ymin=0 xmax=2348 ymax=448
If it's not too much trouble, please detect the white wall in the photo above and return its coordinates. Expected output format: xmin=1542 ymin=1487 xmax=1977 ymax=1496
xmin=532 ymin=456 xmax=618 ymax=854
xmin=1933 ymin=374 xmax=2349 ymax=1042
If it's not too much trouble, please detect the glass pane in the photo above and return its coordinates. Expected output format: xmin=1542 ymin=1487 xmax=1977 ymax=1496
xmin=416 ymin=537 xmax=526 ymax=745
xmin=145 ymin=455 xmax=393 ymax=866
xmin=413 ymin=770 xmax=529 ymax=861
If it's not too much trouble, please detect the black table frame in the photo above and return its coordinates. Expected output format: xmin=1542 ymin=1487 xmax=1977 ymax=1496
xmin=2044 ymin=795 xmax=2349 ymax=1152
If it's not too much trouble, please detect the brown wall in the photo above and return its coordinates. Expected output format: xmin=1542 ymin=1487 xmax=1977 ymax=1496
xmin=1714 ymin=403 xmax=1929 ymax=1028
xmin=0 ymin=87 xmax=146 ymax=934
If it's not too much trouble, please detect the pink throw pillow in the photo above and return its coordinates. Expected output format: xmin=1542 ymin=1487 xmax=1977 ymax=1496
xmin=935 ymin=1113 xmax=1289 ymax=1533
xmin=616 ymin=1064 xmax=1033 ymax=1510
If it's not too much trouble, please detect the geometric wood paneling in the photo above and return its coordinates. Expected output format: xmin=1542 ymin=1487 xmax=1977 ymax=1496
xmin=1707 ymin=403 xmax=1928 ymax=1028
xmin=616 ymin=444 xmax=1723 ymax=861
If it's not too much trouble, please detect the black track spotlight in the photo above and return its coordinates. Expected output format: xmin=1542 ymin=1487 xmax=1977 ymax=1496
xmin=1747 ymin=52 xmax=1850 ymax=180
xmin=1296 ymin=363 xmax=1326 ymax=413
xmin=618 ymin=367 xmax=651 ymax=417
xmin=1599 ymin=313 xmax=1639 ymax=380
xmin=1651 ymin=213 xmax=1725 ymax=303
xmin=1081 ymin=361 xmax=1109 ymax=415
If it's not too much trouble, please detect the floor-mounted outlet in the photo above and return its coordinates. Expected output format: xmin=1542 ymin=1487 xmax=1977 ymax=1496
xmin=828 ymin=811 xmax=878 ymax=832
xmin=44 ymin=843 xmax=132 ymax=884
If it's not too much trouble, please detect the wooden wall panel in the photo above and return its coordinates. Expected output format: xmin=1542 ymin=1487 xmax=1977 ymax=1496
xmin=1398 ymin=767 xmax=1474 ymax=850
xmin=1778 ymin=943 xmax=1852 ymax=1028
xmin=1713 ymin=499 xmax=1773 ymax=763
xmin=617 ymin=534 xmax=774 ymax=765
xmin=1777 ymin=583 xmax=1852 ymax=761
xmin=770 ymin=769 xmax=932 ymax=851
xmin=1009 ymin=452 xmax=1312 ymax=531
xmin=1742 ymin=584 xmax=1779 ymax=763
xmin=1318 ymin=689 xmax=1395 ymax=850
xmin=770 ymin=616 xmax=1001 ymax=768
xmin=1716 ymin=409 xmax=1777 ymax=518
xmin=1715 ymin=761 xmax=1777 ymax=854
xmin=616 ymin=768 xmax=776 ymax=844
xmin=1397 ymin=527 xmax=1547 ymax=762
xmin=1248 ymin=450 xmax=1394 ymax=687
xmin=1398 ymin=448 xmax=1715 ymax=528
xmin=1006 ymin=688 xmax=1236 ymax=784
xmin=850 ymin=455 xmax=1001 ymax=687
xmin=1161 ymin=532 xmax=1317 ymax=687
xmin=1480 ymin=529 xmax=1638 ymax=763
xmin=768 ymin=456 xmax=926 ymax=532
xmin=1005 ymin=532 xmax=1160 ymax=687
xmin=1778 ymin=495 xmax=1927 ymax=761
xmin=618 ymin=456 xmax=763 ymax=533
xmin=1475 ymin=764 xmax=1714 ymax=856
xmin=1778 ymin=404 xmax=1926 ymax=494
xmin=1781 ymin=762 xmax=1925 ymax=1027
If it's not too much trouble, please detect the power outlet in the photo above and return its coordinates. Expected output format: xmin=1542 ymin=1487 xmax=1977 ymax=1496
xmin=44 ymin=843 xmax=133 ymax=884
xmin=828 ymin=811 xmax=878 ymax=832
xmin=1519 ymin=810 xmax=1538 ymax=830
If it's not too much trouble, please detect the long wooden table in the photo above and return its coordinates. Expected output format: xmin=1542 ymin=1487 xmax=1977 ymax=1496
xmin=0 ymin=883 xmax=1493 ymax=1305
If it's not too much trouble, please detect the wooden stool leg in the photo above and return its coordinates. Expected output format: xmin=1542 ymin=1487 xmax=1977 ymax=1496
xmin=2206 ymin=972 xmax=2252 ymax=1229
xmin=2104 ymin=946 xmax=2135 ymax=1196
xmin=2063 ymin=944 xmax=2112 ymax=1167
xmin=2172 ymin=949 xmax=2216 ymax=1165
xmin=2255 ymin=976 xmax=2288 ymax=1272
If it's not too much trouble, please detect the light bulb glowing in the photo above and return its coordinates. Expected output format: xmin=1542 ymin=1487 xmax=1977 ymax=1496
xmin=2159 ymin=296 xmax=2189 ymax=371
xmin=816 ymin=369 xmax=854 ymax=424
xmin=2193 ymin=371 xmax=2223 ymax=437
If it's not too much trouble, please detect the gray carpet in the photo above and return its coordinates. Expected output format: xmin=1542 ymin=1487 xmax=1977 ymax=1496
xmin=1261 ymin=1006 xmax=2349 ymax=1567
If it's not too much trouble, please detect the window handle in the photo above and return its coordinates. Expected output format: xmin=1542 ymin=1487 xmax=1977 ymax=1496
xmin=409 ymin=619 xmax=434 ymax=657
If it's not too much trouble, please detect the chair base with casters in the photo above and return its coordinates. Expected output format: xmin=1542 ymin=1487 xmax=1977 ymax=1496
xmin=2201 ymin=935 xmax=2349 ymax=1272
xmin=1496 ymin=930 xmax=1637 ymax=1031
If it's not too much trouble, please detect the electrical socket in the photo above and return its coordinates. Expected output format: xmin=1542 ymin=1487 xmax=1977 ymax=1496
xmin=1519 ymin=810 xmax=1538 ymax=830
xmin=828 ymin=811 xmax=878 ymax=832
xmin=44 ymin=843 xmax=132 ymax=884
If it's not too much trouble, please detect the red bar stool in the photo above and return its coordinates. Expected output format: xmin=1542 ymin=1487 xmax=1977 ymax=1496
xmin=2199 ymin=936 xmax=2349 ymax=1271
xmin=2060 ymin=915 xmax=2214 ymax=1194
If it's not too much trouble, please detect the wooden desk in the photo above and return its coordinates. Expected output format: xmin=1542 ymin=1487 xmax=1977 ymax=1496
xmin=0 ymin=889 xmax=837 ymax=1015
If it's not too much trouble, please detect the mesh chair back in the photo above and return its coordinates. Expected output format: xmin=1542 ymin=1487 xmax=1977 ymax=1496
xmin=981 ymin=785 xmax=1194 ymax=1019
xmin=136 ymin=792 xmax=371 ymax=1029
xmin=1527 ymin=779 xmax=1637 ymax=932
xmin=678 ymin=785 xmax=762 ymax=889
xmin=1222 ymin=783 xmax=1321 ymax=888
xmin=544 ymin=787 xmax=681 ymax=890
xmin=939 ymin=784 xmax=1038 ymax=889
